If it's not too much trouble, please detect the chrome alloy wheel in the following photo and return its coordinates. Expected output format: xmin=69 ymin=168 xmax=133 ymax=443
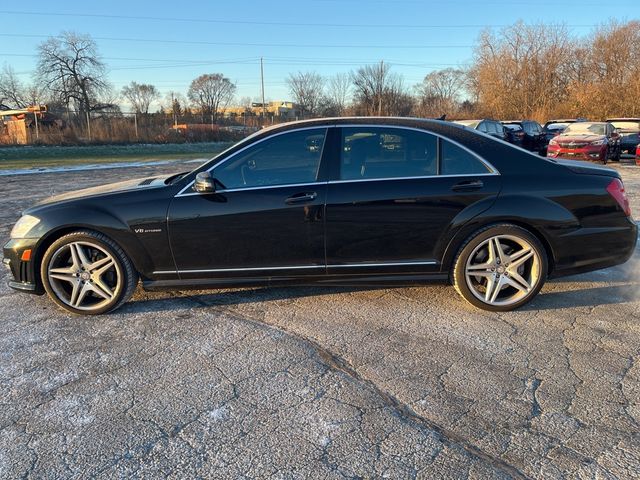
xmin=464 ymin=234 xmax=541 ymax=307
xmin=47 ymin=241 xmax=122 ymax=312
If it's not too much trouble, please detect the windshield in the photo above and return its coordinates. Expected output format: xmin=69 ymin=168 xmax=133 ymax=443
xmin=610 ymin=121 xmax=640 ymax=131
xmin=563 ymin=123 xmax=606 ymax=135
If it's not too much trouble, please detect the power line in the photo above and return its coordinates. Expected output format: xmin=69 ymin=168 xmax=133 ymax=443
xmin=0 ymin=33 xmax=473 ymax=49
xmin=0 ymin=10 xmax=602 ymax=29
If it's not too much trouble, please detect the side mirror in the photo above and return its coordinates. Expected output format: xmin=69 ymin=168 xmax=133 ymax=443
xmin=194 ymin=171 xmax=215 ymax=193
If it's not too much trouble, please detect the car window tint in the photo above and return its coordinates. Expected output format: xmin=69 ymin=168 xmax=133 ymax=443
xmin=441 ymin=139 xmax=491 ymax=175
xmin=340 ymin=127 xmax=437 ymax=180
xmin=212 ymin=128 xmax=326 ymax=189
xmin=477 ymin=122 xmax=488 ymax=133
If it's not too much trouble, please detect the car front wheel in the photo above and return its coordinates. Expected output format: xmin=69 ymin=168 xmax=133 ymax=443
xmin=41 ymin=230 xmax=138 ymax=315
xmin=452 ymin=224 xmax=548 ymax=311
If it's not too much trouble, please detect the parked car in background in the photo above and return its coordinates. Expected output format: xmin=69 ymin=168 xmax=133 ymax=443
xmin=453 ymin=119 xmax=509 ymax=142
xmin=636 ymin=144 xmax=640 ymax=166
xmin=606 ymin=118 xmax=640 ymax=157
xmin=501 ymin=120 xmax=545 ymax=153
xmin=542 ymin=119 xmax=587 ymax=154
xmin=547 ymin=122 xmax=621 ymax=164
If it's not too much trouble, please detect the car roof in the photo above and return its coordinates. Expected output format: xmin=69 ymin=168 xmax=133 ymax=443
xmin=606 ymin=118 xmax=640 ymax=122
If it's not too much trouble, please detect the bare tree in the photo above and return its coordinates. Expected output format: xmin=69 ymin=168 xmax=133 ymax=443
xmin=351 ymin=62 xmax=410 ymax=116
xmin=36 ymin=31 xmax=110 ymax=116
xmin=286 ymin=71 xmax=324 ymax=117
xmin=325 ymin=73 xmax=351 ymax=115
xmin=415 ymin=68 xmax=465 ymax=117
xmin=121 ymin=82 xmax=160 ymax=114
xmin=0 ymin=64 xmax=29 ymax=108
xmin=188 ymin=73 xmax=236 ymax=122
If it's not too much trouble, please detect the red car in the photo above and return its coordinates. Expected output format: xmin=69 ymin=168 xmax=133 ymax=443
xmin=636 ymin=144 xmax=640 ymax=166
xmin=547 ymin=122 xmax=621 ymax=164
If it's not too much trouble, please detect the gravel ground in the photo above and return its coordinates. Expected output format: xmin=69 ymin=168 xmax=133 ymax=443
xmin=1 ymin=160 xmax=639 ymax=479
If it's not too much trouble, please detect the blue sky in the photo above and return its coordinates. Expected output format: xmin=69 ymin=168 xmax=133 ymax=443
xmin=1 ymin=0 xmax=638 ymax=109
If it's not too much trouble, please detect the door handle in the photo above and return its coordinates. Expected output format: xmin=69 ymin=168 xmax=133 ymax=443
xmin=285 ymin=192 xmax=318 ymax=204
xmin=452 ymin=180 xmax=484 ymax=192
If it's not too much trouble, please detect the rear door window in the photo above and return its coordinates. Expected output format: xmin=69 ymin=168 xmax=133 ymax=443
xmin=340 ymin=127 xmax=438 ymax=180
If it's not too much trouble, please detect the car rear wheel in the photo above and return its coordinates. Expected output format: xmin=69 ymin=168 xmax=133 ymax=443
xmin=452 ymin=224 xmax=548 ymax=311
xmin=41 ymin=231 xmax=138 ymax=315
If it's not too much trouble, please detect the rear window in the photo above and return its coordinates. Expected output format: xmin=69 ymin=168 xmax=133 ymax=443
xmin=503 ymin=124 xmax=523 ymax=132
xmin=609 ymin=121 xmax=640 ymax=131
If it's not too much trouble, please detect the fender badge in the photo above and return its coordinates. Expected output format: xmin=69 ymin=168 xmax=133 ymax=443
xmin=134 ymin=228 xmax=162 ymax=234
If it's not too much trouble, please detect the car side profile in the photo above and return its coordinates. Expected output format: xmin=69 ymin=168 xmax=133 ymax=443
xmin=606 ymin=118 xmax=640 ymax=157
xmin=3 ymin=118 xmax=637 ymax=314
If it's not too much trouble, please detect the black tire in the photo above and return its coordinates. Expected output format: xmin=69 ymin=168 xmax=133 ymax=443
xmin=452 ymin=224 xmax=548 ymax=312
xmin=40 ymin=230 xmax=138 ymax=315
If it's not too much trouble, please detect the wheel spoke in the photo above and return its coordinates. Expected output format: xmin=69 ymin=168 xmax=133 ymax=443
xmin=73 ymin=282 xmax=91 ymax=307
xmin=467 ymin=262 xmax=493 ymax=271
xmin=69 ymin=280 xmax=81 ymax=307
xmin=49 ymin=272 xmax=77 ymax=284
xmin=88 ymin=256 xmax=112 ymax=273
xmin=493 ymin=237 xmax=507 ymax=264
xmin=510 ymin=250 xmax=534 ymax=269
xmin=503 ymin=274 xmax=530 ymax=293
xmin=506 ymin=270 xmax=531 ymax=292
xmin=508 ymin=247 xmax=532 ymax=264
xmin=70 ymin=243 xmax=91 ymax=269
xmin=470 ymin=270 xmax=494 ymax=278
xmin=92 ymin=278 xmax=114 ymax=300
xmin=484 ymin=274 xmax=499 ymax=303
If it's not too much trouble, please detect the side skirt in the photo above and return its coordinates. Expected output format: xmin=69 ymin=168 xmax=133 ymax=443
xmin=142 ymin=273 xmax=451 ymax=291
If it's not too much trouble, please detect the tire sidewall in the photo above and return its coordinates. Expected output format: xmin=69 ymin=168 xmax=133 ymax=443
xmin=41 ymin=232 xmax=129 ymax=315
xmin=453 ymin=225 xmax=548 ymax=312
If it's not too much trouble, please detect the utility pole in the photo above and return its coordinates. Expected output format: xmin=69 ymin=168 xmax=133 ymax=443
xmin=260 ymin=57 xmax=266 ymax=123
xmin=378 ymin=60 xmax=383 ymax=116
xmin=133 ymin=113 xmax=139 ymax=141
xmin=33 ymin=111 xmax=39 ymax=141
xmin=86 ymin=111 xmax=91 ymax=141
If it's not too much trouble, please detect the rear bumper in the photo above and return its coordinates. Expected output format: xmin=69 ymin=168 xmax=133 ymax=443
xmin=3 ymin=238 xmax=44 ymax=295
xmin=550 ymin=220 xmax=638 ymax=278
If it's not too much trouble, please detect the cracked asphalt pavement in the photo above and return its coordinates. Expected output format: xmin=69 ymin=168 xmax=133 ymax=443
xmin=1 ymin=160 xmax=639 ymax=479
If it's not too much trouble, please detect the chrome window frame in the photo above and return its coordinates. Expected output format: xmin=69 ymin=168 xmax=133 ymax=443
xmin=175 ymin=123 xmax=500 ymax=197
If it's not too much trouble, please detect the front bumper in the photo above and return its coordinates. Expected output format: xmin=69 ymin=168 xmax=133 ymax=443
xmin=3 ymin=238 xmax=44 ymax=295
xmin=547 ymin=145 xmax=606 ymax=161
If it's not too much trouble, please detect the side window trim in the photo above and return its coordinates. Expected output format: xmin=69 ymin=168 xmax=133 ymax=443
xmin=330 ymin=125 xmax=499 ymax=183
xmin=176 ymin=126 xmax=329 ymax=196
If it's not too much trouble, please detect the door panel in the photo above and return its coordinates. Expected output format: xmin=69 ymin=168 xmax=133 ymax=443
xmin=325 ymin=176 xmax=501 ymax=273
xmin=168 ymin=184 xmax=326 ymax=279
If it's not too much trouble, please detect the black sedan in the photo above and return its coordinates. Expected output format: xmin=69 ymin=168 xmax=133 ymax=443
xmin=4 ymin=118 xmax=637 ymax=314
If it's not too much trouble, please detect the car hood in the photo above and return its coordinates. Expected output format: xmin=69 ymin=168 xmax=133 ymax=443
xmin=34 ymin=175 xmax=172 ymax=207
xmin=556 ymin=134 xmax=605 ymax=142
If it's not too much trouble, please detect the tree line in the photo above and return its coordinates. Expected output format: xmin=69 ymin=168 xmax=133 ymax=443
xmin=0 ymin=20 xmax=638 ymax=135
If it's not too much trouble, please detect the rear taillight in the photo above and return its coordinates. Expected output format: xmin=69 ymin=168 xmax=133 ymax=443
xmin=606 ymin=178 xmax=631 ymax=216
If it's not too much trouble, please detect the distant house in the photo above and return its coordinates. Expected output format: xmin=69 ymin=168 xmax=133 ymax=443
xmin=224 ymin=101 xmax=303 ymax=120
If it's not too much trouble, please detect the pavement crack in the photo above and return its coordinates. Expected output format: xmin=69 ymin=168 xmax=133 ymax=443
xmin=187 ymin=295 xmax=530 ymax=480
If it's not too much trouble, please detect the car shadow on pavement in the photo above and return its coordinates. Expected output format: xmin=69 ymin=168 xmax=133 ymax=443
xmin=123 ymin=285 xmax=387 ymax=315
xmin=527 ymin=282 xmax=640 ymax=310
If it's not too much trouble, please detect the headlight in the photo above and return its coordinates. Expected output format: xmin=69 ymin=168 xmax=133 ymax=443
xmin=590 ymin=139 xmax=606 ymax=146
xmin=10 ymin=215 xmax=40 ymax=239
